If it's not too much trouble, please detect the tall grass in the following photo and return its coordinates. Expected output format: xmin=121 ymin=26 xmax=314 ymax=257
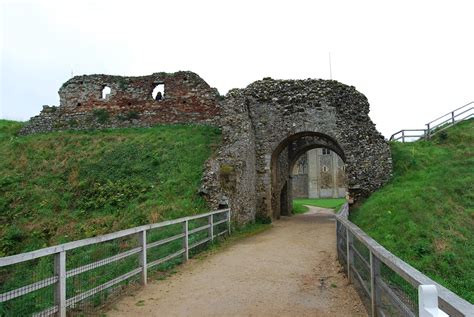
xmin=0 ymin=121 xmax=221 ymax=257
xmin=350 ymin=119 xmax=473 ymax=302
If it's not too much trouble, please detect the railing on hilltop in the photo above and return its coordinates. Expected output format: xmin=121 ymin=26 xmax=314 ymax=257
xmin=0 ymin=208 xmax=231 ymax=317
xmin=390 ymin=101 xmax=473 ymax=142
xmin=335 ymin=204 xmax=473 ymax=316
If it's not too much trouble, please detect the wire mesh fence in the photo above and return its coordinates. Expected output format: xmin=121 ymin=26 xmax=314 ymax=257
xmin=0 ymin=255 xmax=56 ymax=316
xmin=378 ymin=262 xmax=418 ymax=317
xmin=0 ymin=208 xmax=231 ymax=316
xmin=335 ymin=204 xmax=471 ymax=317
xmin=66 ymin=233 xmax=141 ymax=316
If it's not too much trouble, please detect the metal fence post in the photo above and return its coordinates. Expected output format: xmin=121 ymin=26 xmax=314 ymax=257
xmin=139 ymin=230 xmax=147 ymax=285
xmin=227 ymin=209 xmax=231 ymax=235
xmin=401 ymin=130 xmax=405 ymax=143
xmin=426 ymin=123 xmax=431 ymax=139
xmin=183 ymin=220 xmax=189 ymax=261
xmin=209 ymin=214 xmax=214 ymax=242
xmin=54 ymin=251 xmax=66 ymax=317
xmin=370 ymin=251 xmax=381 ymax=316
xmin=346 ymin=229 xmax=353 ymax=282
xmin=451 ymin=111 xmax=455 ymax=124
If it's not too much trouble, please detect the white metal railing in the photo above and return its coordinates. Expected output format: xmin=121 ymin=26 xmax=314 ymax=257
xmin=0 ymin=208 xmax=231 ymax=316
xmin=390 ymin=101 xmax=473 ymax=142
xmin=335 ymin=204 xmax=473 ymax=316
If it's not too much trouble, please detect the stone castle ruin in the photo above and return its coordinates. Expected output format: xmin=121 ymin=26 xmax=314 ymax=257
xmin=21 ymin=71 xmax=392 ymax=223
xmin=20 ymin=71 xmax=220 ymax=135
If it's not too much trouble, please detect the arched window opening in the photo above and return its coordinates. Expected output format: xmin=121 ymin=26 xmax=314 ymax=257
xmin=102 ymin=86 xmax=111 ymax=99
xmin=152 ymin=83 xmax=165 ymax=101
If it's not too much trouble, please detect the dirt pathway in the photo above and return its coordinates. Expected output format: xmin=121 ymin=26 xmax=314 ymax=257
xmin=108 ymin=206 xmax=367 ymax=316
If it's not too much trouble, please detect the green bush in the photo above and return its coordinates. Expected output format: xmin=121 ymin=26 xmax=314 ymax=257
xmin=93 ymin=109 xmax=110 ymax=123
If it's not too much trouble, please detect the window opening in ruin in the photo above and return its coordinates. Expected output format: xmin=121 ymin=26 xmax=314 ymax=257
xmin=102 ymin=86 xmax=111 ymax=99
xmin=322 ymin=148 xmax=331 ymax=155
xmin=152 ymin=83 xmax=165 ymax=101
xmin=322 ymin=166 xmax=329 ymax=172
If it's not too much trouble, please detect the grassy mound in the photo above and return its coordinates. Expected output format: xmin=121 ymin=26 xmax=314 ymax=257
xmin=351 ymin=119 xmax=473 ymax=302
xmin=293 ymin=198 xmax=346 ymax=214
xmin=0 ymin=120 xmax=221 ymax=256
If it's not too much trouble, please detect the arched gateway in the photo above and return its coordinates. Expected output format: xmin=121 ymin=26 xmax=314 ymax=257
xmin=204 ymin=78 xmax=392 ymax=223
xmin=20 ymin=71 xmax=392 ymax=224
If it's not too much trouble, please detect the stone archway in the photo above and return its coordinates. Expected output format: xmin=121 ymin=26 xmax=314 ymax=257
xmin=204 ymin=78 xmax=392 ymax=223
xmin=20 ymin=71 xmax=391 ymax=224
xmin=270 ymin=131 xmax=346 ymax=218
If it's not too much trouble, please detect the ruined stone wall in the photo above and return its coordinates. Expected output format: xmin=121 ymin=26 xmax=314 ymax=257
xmin=292 ymin=175 xmax=308 ymax=198
xmin=207 ymin=78 xmax=392 ymax=220
xmin=199 ymin=90 xmax=257 ymax=223
xmin=21 ymin=71 xmax=392 ymax=223
xmin=20 ymin=71 xmax=220 ymax=135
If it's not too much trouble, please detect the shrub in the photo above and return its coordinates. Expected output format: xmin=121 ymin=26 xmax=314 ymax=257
xmin=93 ymin=109 xmax=110 ymax=124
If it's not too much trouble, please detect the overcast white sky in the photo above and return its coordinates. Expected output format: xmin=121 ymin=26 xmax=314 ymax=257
xmin=1 ymin=0 xmax=473 ymax=137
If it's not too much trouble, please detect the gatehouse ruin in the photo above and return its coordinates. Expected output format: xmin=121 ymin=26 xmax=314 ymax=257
xmin=21 ymin=71 xmax=392 ymax=223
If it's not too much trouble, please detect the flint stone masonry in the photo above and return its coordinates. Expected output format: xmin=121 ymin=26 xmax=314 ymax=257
xmin=203 ymin=78 xmax=392 ymax=222
xmin=21 ymin=72 xmax=392 ymax=224
xmin=19 ymin=71 xmax=220 ymax=135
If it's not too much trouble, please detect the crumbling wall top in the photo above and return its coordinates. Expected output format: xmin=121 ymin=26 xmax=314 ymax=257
xmin=59 ymin=71 xmax=219 ymax=109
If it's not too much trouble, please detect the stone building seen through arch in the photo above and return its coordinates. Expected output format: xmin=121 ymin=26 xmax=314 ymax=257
xmin=292 ymin=148 xmax=346 ymax=199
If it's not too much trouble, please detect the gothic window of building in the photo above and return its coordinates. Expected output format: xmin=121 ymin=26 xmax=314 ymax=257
xmin=322 ymin=165 xmax=329 ymax=172
xmin=322 ymin=148 xmax=330 ymax=155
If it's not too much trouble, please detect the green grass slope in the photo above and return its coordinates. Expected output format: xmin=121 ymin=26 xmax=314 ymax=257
xmin=350 ymin=119 xmax=473 ymax=302
xmin=0 ymin=120 xmax=221 ymax=256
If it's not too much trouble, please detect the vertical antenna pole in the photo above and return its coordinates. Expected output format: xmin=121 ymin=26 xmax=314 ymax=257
xmin=329 ymin=52 xmax=333 ymax=80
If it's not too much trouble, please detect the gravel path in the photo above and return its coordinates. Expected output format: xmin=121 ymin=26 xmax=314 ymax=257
xmin=107 ymin=206 xmax=367 ymax=316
